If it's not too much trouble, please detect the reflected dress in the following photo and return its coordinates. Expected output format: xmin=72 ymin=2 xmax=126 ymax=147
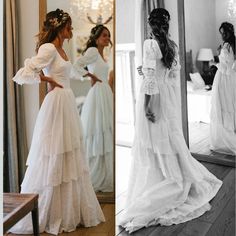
xmin=11 ymin=43 xmax=105 ymax=235
xmin=118 ymin=39 xmax=222 ymax=233
xmin=210 ymin=43 xmax=236 ymax=155
xmin=74 ymin=47 xmax=113 ymax=192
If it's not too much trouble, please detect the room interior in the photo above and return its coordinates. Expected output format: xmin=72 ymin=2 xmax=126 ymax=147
xmin=40 ymin=0 xmax=115 ymax=203
xmin=3 ymin=0 xmax=115 ymax=235
xmin=2 ymin=0 xmax=236 ymax=235
xmin=116 ymin=0 xmax=235 ymax=235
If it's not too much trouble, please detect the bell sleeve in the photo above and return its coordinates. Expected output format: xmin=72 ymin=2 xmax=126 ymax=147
xmin=13 ymin=43 xmax=57 ymax=85
xmin=141 ymin=39 xmax=161 ymax=95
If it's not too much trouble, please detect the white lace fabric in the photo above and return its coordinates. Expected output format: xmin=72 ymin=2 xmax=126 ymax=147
xmin=141 ymin=39 xmax=181 ymax=95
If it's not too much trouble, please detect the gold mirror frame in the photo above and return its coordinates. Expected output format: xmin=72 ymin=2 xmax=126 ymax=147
xmin=38 ymin=0 xmax=115 ymax=203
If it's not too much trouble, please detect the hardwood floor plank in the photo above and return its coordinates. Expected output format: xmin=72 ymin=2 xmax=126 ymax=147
xmin=192 ymin=153 xmax=235 ymax=167
xmin=8 ymin=204 xmax=115 ymax=236
xmin=198 ymin=169 xmax=235 ymax=223
xmin=116 ymin=146 xmax=235 ymax=236
xmin=202 ymin=162 xmax=231 ymax=180
xmin=189 ymin=122 xmax=236 ymax=166
xmin=84 ymin=204 xmax=115 ymax=234
xmin=206 ymin=195 xmax=235 ymax=236
xmin=117 ymin=226 xmax=157 ymax=236
xmin=148 ymin=224 xmax=186 ymax=236
xmin=116 ymin=210 xmax=126 ymax=235
xmin=176 ymin=220 xmax=211 ymax=236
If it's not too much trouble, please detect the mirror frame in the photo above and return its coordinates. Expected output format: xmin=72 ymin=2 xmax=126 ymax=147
xmin=39 ymin=0 xmax=115 ymax=203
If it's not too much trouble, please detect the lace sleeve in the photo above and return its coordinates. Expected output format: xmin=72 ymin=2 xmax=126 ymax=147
xmin=73 ymin=47 xmax=99 ymax=77
xmin=13 ymin=43 xmax=56 ymax=85
xmin=141 ymin=39 xmax=161 ymax=95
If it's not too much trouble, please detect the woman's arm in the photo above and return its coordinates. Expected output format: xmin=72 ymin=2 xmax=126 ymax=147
xmin=141 ymin=40 xmax=162 ymax=123
xmin=108 ymin=70 xmax=114 ymax=92
xmin=73 ymin=48 xmax=102 ymax=86
xmin=39 ymin=73 xmax=63 ymax=91
xmin=144 ymin=94 xmax=155 ymax=123
xmin=13 ymin=44 xmax=57 ymax=85
xmin=84 ymin=72 xmax=102 ymax=86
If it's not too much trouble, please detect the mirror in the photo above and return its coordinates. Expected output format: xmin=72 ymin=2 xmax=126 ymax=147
xmin=39 ymin=0 xmax=115 ymax=202
xmin=184 ymin=0 xmax=235 ymax=166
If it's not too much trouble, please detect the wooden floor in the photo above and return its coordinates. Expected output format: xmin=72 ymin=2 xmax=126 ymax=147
xmin=7 ymin=203 xmax=115 ymax=236
xmin=116 ymin=146 xmax=235 ymax=236
xmin=189 ymin=122 xmax=235 ymax=167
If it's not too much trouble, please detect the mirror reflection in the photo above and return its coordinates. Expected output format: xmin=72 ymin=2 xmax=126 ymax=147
xmin=184 ymin=0 xmax=236 ymax=161
xmin=47 ymin=0 xmax=114 ymax=193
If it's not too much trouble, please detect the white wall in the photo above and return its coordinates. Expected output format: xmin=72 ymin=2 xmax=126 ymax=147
xmin=116 ymin=0 xmax=135 ymax=44
xmin=18 ymin=0 xmax=39 ymax=147
xmin=215 ymin=0 xmax=235 ymax=47
xmin=185 ymin=0 xmax=217 ymax=65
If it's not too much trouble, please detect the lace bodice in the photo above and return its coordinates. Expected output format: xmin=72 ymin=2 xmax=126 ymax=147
xmin=13 ymin=43 xmax=80 ymax=88
xmin=73 ymin=47 xmax=110 ymax=83
xmin=218 ymin=43 xmax=236 ymax=75
xmin=141 ymin=39 xmax=181 ymax=95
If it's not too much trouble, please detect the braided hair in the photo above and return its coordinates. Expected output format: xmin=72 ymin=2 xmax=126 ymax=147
xmin=219 ymin=22 xmax=235 ymax=55
xmin=36 ymin=9 xmax=72 ymax=52
xmin=148 ymin=8 xmax=177 ymax=69
xmin=83 ymin=24 xmax=112 ymax=54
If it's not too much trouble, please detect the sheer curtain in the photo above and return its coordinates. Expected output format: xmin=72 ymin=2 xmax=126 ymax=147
xmin=3 ymin=0 xmax=28 ymax=192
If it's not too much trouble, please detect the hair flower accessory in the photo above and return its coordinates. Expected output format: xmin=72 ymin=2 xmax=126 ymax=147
xmin=49 ymin=18 xmax=60 ymax=27
xmin=48 ymin=10 xmax=70 ymax=28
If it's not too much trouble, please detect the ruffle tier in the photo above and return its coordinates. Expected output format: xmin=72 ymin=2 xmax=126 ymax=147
xmin=84 ymin=128 xmax=113 ymax=157
xmin=119 ymin=139 xmax=222 ymax=233
xmin=119 ymin=80 xmax=222 ymax=233
xmin=10 ymin=175 xmax=105 ymax=235
xmin=80 ymin=82 xmax=113 ymax=192
xmin=9 ymin=88 xmax=105 ymax=234
xmin=81 ymin=82 xmax=113 ymax=157
xmin=210 ymin=67 xmax=236 ymax=155
xmin=89 ymin=152 xmax=113 ymax=192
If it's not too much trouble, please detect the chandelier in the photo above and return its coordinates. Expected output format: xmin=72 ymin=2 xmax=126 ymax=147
xmin=70 ymin=0 xmax=113 ymax=25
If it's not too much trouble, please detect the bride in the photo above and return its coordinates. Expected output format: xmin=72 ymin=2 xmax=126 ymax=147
xmin=10 ymin=9 xmax=105 ymax=235
xmin=210 ymin=22 xmax=236 ymax=155
xmin=118 ymin=8 xmax=222 ymax=233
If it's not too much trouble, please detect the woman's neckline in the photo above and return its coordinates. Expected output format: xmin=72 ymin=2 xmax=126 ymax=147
xmin=50 ymin=43 xmax=70 ymax=62
xmin=98 ymin=52 xmax=107 ymax=63
xmin=91 ymin=46 xmax=107 ymax=63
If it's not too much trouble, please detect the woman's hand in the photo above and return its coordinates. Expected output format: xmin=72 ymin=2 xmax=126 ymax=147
xmin=137 ymin=65 xmax=144 ymax=76
xmin=144 ymin=94 xmax=156 ymax=123
xmin=86 ymin=73 xmax=102 ymax=87
xmin=40 ymin=74 xmax=63 ymax=91
xmin=145 ymin=106 xmax=155 ymax=123
xmin=48 ymin=79 xmax=63 ymax=91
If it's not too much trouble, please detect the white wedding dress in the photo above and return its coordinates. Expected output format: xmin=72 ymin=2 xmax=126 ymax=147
xmin=210 ymin=42 xmax=236 ymax=155
xmin=11 ymin=43 xmax=105 ymax=235
xmin=74 ymin=47 xmax=113 ymax=192
xmin=118 ymin=39 xmax=222 ymax=233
